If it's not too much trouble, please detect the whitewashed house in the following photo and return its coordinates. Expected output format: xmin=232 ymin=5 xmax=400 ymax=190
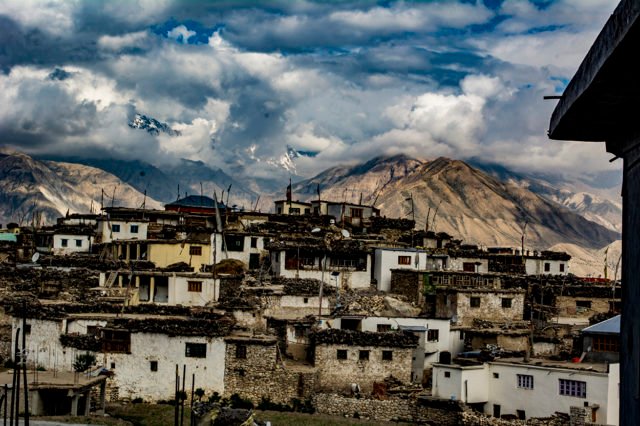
xmin=432 ymin=359 xmax=619 ymax=425
xmin=96 ymin=216 xmax=149 ymax=244
xmin=373 ymin=247 xmax=448 ymax=292
xmin=52 ymin=228 xmax=94 ymax=255
xmin=211 ymin=232 xmax=266 ymax=270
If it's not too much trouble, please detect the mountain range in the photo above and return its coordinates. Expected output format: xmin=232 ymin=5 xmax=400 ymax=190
xmin=0 ymin=149 xmax=621 ymax=276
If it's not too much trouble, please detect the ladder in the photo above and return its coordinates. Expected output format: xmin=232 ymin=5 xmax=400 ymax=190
xmin=104 ymin=271 xmax=118 ymax=288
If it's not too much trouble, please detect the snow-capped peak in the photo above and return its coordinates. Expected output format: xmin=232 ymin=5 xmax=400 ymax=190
xmin=128 ymin=113 xmax=181 ymax=136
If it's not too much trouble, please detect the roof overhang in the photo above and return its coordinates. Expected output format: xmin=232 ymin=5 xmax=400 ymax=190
xmin=549 ymin=0 xmax=640 ymax=142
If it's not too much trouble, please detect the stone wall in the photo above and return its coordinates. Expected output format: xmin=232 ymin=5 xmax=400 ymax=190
xmin=224 ymin=339 xmax=316 ymax=404
xmin=313 ymin=393 xmax=462 ymax=425
xmin=314 ymin=343 xmax=413 ymax=393
xmin=555 ymin=296 xmax=610 ymax=319
xmin=389 ymin=270 xmax=420 ymax=302
xmin=442 ymin=289 xmax=525 ymax=326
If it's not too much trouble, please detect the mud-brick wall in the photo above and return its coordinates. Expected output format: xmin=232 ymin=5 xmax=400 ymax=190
xmin=224 ymin=341 xmax=316 ymax=404
xmin=389 ymin=270 xmax=420 ymax=301
xmin=314 ymin=344 xmax=413 ymax=393
xmin=555 ymin=296 xmax=610 ymax=318
xmin=455 ymin=291 xmax=525 ymax=326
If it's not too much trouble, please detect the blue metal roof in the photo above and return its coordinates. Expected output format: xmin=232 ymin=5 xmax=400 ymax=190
xmin=582 ymin=315 xmax=620 ymax=335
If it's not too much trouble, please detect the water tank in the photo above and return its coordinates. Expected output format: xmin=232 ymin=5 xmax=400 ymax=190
xmin=439 ymin=351 xmax=451 ymax=364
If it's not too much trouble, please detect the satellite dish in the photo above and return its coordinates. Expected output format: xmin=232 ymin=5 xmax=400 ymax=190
xmin=341 ymin=229 xmax=350 ymax=238
xmin=311 ymin=228 xmax=321 ymax=233
xmin=31 ymin=253 xmax=40 ymax=263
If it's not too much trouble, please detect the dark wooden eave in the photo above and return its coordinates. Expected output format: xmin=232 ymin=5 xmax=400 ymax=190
xmin=549 ymin=0 xmax=640 ymax=142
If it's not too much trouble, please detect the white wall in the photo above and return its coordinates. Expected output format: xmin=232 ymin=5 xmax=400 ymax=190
xmin=272 ymin=251 xmax=372 ymax=289
xmin=487 ymin=362 xmax=614 ymax=424
xmin=432 ymin=364 xmax=489 ymax=403
xmin=98 ymin=219 xmax=148 ymax=243
xmin=374 ymin=249 xmax=446 ymax=292
xmin=106 ymin=333 xmax=226 ymax=401
xmin=525 ymin=258 xmax=568 ymax=276
xmin=449 ymin=257 xmax=489 ymax=273
xmin=52 ymin=234 xmax=93 ymax=255
xmin=211 ymin=233 xmax=265 ymax=268
xmin=169 ymin=275 xmax=219 ymax=306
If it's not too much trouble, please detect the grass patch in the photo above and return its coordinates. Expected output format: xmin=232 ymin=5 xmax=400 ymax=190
xmin=107 ymin=402 xmax=191 ymax=426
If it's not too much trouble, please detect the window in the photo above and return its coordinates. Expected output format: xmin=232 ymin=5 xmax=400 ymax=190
xmin=517 ymin=374 xmax=534 ymax=389
xmin=559 ymin=379 xmax=586 ymax=398
xmin=294 ymin=327 xmax=305 ymax=339
xmin=110 ymin=362 xmax=116 ymax=369
xmin=502 ymin=298 xmax=512 ymax=308
xmin=150 ymin=361 xmax=158 ymax=372
xmin=444 ymin=371 xmax=451 ymax=378
xmin=359 ymin=350 xmax=370 ymax=361
xmin=303 ymin=297 xmax=309 ymax=304
xmin=351 ymin=208 xmax=363 ymax=218
xmin=382 ymin=351 xmax=393 ymax=361
xmin=102 ymin=330 xmax=131 ymax=353
xmin=190 ymin=246 xmax=202 ymax=256
xmin=75 ymin=239 xmax=82 ymax=247
xmin=398 ymin=256 xmax=412 ymax=265
xmin=559 ymin=263 xmax=565 ymax=272
xmin=517 ymin=410 xmax=526 ymax=420
xmin=470 ymin=297 xmax=481 ymax=308
xmin=463 ymin=262 xmax=476 ymax=272
xmin=493 ymin=373 xmax=500 ymax=379
xmin=86 ymin=326 xmax=99 ymax=336
xmin=130 ymin=224 xmax=139 ymax=233
xmin=185 ymin=343 xmax=207 ymax=358
xmin=250 ymin=237 xmax=258 ymax=248
xmin=224 ymin=235 xmax=245 ymax=252
xmin=290 ymin=208 xmax=301 ymax=215
xmin=427 ymin=329 xmax=440 ymax=342
xmin=337 ymin=349 xmax=347 ymax=360
xmin=377 ymin=324 xmax=392 ymax=333
xmin=61 ymin=239 xmax=68 ymax=247
xmin=236 ymin=368 xmax=245 ymax=377
xmin=23 ymin=324 xmax=31 ymax=334
xmin=544 ymin=262 xmax=550 ymax=272
xmin=236 ymin=344 xmax=247 ymax=359
xmin=576 ymin=300 xmax=592 ymax=309
xmin=593 ymin=335 xmax=620 ymax=352
xmin=111 ymin=224 xmax=120 ymax=232
xmin=188 ymin=281 xmax=203 ymax=292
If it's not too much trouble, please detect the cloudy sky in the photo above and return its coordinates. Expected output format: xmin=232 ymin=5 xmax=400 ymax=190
xmin=0 ymin=0 xmax=621 ymax=184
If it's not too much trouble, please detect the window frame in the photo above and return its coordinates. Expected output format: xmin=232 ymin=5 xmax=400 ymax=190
xmin=558 ymin=379 xmax=586 ymax=398
xmin=111 ymin=224 xmax=120 ymax=233
xmin=517 ymin=374 xmax=534 ymax=390
xmin=185 ymin=342 xmax=207 ymax=358
xmin=189 ymin=245 xmax=203 ymax=256
xmin=470 ymin=296 xmax=481 ymax=308
xmin=427 ymin=329 xmax=440 ymax=342
xmin=130 ymin=224 xmax=139 ymax=234
xmin=337 ymin=349 xmax=348 ymax=360
xmin=382 ymin=350 xmax=393 ymax=361
xmin=235 ymin=344 xmax=247 ymax=359
xmin=187 ymin=281 xmax=203 ymax=292
xmin=502 ymin=298 xmax=513 ymax=308
xmin=359 ymin=350 xmax=370 ymax=361
xmin=398 ymin=256 xmax=412 ymax=265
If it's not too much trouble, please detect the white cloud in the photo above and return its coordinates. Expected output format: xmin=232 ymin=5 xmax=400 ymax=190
xmin=167 ymin=25 xmax=196 ymax=44
xmin=98 ymin=31 xmax=151 ymax=51
xmin=0 ymin=0 xmax=76 ymax=35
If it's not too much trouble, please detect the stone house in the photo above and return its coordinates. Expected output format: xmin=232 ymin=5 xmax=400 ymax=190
xmin=310 ymin=200 xmax=380 ymax=226
xmin=435 ymin=287 xmax=525 ymax=327
xmin=373 ymin=247 xmax=448 ymax=292
xmin=581 ymin=315 xmax=620 ymax=364
xmin=432 ymin=358 xmax=619 ymax=425
xmin=107 ymin=238 xmax=210 ymax=271
xmin=211 ymin=231 xmax=267 ymax=271
xmin=98 ymin=270 xmax=219 ymax=306
xmin=10 ymin=305 xmax=234 ymax=402
xmin=311 ymin=328 xmax=418 ymax=393
xmin=223 ymin=334 xmax=316 ymax=404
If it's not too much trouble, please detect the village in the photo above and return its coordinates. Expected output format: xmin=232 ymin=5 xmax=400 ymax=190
xmin=0 ymin=190 xmax=621 ymax=425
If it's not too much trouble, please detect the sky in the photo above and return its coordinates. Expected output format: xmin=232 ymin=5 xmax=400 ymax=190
xmin=0 ymin=0 xmax=622 ymax=185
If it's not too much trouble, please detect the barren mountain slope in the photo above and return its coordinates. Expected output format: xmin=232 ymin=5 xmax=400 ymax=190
xmin=0 ymin=151 xmax=160 ymax=225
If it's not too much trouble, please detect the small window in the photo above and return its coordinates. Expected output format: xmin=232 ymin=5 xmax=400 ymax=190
xmin=544 ymin=262 xmax=550 ymax=272
xmin=303 ymin=297 xmax=309 ymax=304
xmin=427 ymin=329 xmax=439 ymax=342
xmin=236 ymin=368 xmax=245 ymax=377
xmin=294 ymin=327 xmax=305 ymax=339
xmin=250 ymin=237 xmax=258 ymax=248
xmin=337 ymin=349 xmax=347 ymax=360
xmin=576 ymin=300 xmax=591 ymax=309
xmin=470 ymin=297 xmax=481 ymax=308
xmin=190 ymin=246 xmax=203 ymax=256
xmin=517 ymin=410 xmax=526 ymax=420
xmin=351 ymin=208 xmax=363 ymax=218
xmin=398 ymin=256 xmax=412 ymax=265
xmin=185 ymin=343 xmax=207 ymax=358
xmin=377 ymin=324 xmax=392 ymax=333
xmin=111 ymin=224 xmax=120 ymax=232
xmin=290 ymin=208 xmax=301 ymax=215
xmin=75 ymin=239 xmax=82 ymax=247
xmin=110 ymin=362 xmax=116 ymax=369
xmin=61 ymin=239 xmax=68 ymax=247
xmin=382 ymin=350 xmax=393 ymax=361
xmin=444 ymin=371 xmax=451 ymax=378
xmin=130 ymin=224 xmax=139 ymax=233
xmin=502 ymin=298 xmax=512 ymax=308
xmin=188 ymin=281 xmax=203 ymax=292
xmin=463 ymin=262 xmax=476 ymax=272
xmin=359 ymin=350 xmax=370 ymax=361
xmin=493 ymin=372 xmax=500 ymax=379
xmin=236 ymin=344 xmax=247 ymax=359
xmin=86 ymin=326 xmax=99 ymax=336
xmin=517 ymin=374 xmax=534 ymax=389
xmin=559 ymin=263 xmax=565 ymax=272
xmin=559 ymin=379 xmax=586 ymax=398
xmin=150 ymin=361 xmax=158 ymax=372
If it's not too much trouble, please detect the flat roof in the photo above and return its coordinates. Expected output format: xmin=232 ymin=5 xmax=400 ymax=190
xmin=0 ymin=370 xmax=107 ymax=390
